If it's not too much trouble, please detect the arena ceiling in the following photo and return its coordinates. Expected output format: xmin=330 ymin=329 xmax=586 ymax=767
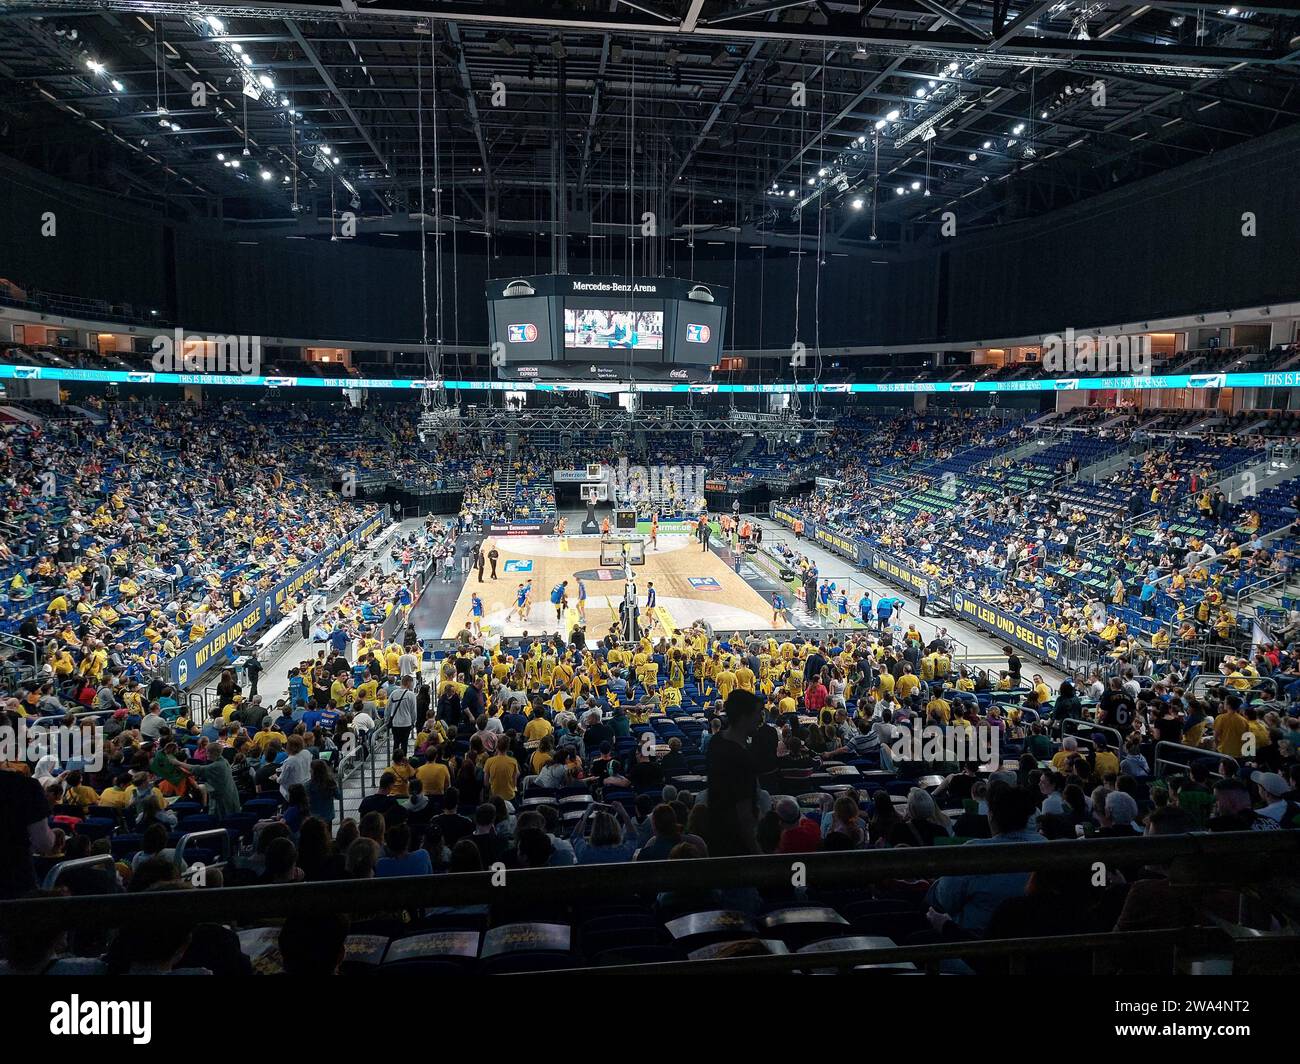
xmin=1 ymin=1 xmax=1298 ymax=248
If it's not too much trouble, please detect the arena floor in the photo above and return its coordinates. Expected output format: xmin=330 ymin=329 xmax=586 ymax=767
xmin=440 ymin=533 xmax=793 ymax=639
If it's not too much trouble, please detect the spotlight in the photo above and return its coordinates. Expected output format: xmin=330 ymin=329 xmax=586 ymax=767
xmin=111 ymin=79 xmax=124 ymax=92
xmin=850 ymin=197 xmax=863 ymax=209
xmin=207 ymin=15 xmax=226 ymax=32
xmin=896 ymin=186 xmax=905 ymax=195
xmin=86 ymin=59 xmax=104 ymax=73
xmin=216 ymin=152 xmax=225 ymax=160
xmin=911 ymin=180 xmax=921 ymax=190
xmin=260 ymin=169 xmax=273 ymax=181
xmin=259 ymin=74 xmax=274 ymax=89
xmin=968 ymin=153 xmax=977 ymax=161
xmin=982 ymin=140 xmax=992 ymax=149
xmin=886 ymin=110 xmax=900 ymax=122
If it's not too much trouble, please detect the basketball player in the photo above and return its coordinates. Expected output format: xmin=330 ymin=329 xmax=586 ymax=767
xmin=837 ymin=591 xmax=850 ymax=627
xmin=649 ymin=513 xmax=659 ymax=550
xmin=507 ymin=583 xmax=527 ymax=623
xmin=772 ymin=590 xmax=786 ymax=626
xmin=551 ymin=580 xmax=569 ymax=622
xmin=645 ymin=581 xmax=657 ymax=613
xmin=469 ymin=592 xmax=484 ymax=637
xmin=577 ymin=578 xmax=587 ymax=624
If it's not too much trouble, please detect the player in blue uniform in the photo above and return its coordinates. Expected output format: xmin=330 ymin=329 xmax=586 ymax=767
xmin=772 ymin=591 xmax=786 ymax=625
xmin=577 ymin=578 xmax=587 ymax=624
xmin=469 ymin=592 xmax=484 ymax=636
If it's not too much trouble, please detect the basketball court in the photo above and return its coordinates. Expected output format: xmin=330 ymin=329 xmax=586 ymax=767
xmin=441 ymin=532 xmax=793 ymax=639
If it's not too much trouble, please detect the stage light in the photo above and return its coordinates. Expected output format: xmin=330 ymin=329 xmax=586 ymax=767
xmin=983 ymin=140 xmax=992 ymax=149
xmin=231 ymin=43 xmax=242 ymax=53
xmin=332 ymin=156 xmax=340 ymax=164
xmin=911 ymin=180 xmax=921 ymax=190
xmin=857 ymin=135 xmax=866 ymax=144
xmin=787 ymin=189 xmax=795 ymax=197
xmin=86 ymin=59 xmax=103 ymax=72
xmin=259 ymin=74 xmax=274 ymax=89
xmin=230 ymin=159 xmax=241 ymax=168
xmin=807 ymin=177 xmax=815 ymax=185
xmin=875 ymin=119 xmax=886 ymax=131
xmin=280 ymin=96 xmax=290 ymax=106
xmin=916 ymin=88 xmax=926 ymax=98
xmin=1013 ymin=123 xmax=1025 ymax=135
xmin=260 ymin=169 xmax=273 ymax=181
xmin=896 ymin=186 xmax=905 ymax=195
xmin=111 ymin=79 xmax=124 ymax=92
xmin=886 ymin=110 xmax=900 ymax=122
xmin=207 ymin=15 xmax=226 ymax=32
xmin=818 ymin=168 xmax=827 ymax=177
xmin=851 ymin=198 xmax=863 ymax=209
xmin=240 ymin=53 xmax=253 ymax=65
xmin=968 ymin=153 xmax=977 ymax=161
xmin=216 ymin=152 xmax=225 ymax=161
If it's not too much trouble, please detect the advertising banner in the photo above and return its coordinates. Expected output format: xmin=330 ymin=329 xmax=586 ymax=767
xmin=166 ymin=510 xmax=387 ymax=687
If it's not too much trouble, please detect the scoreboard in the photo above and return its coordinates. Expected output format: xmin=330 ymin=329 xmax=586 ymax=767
xmin=486 ymin=274 xmax=729 ymax=381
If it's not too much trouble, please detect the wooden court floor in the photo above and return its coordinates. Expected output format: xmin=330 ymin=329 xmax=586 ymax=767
xmin=442 ymin=533 xmax=793 ymax=639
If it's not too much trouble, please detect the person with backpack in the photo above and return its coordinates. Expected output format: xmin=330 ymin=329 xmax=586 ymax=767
xmin=387 ymin=675 xmax=418 ymax=759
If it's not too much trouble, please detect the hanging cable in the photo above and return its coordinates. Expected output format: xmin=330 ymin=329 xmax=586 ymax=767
xmin=415 ymin=26 xmax=430 ymax=405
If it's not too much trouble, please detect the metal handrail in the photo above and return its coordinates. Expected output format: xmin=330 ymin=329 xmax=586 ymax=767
xmin=41 ymin=854 xmax=116 ymax=891
xmin=174 ymin=827 xmax=232 ymax=873
xmin=1154 ymin=741 xmax=1237 ymax=780
xmin=1060 ymin=717 xmax=1123 ymax=751
xmin=4 ymin=831 xmax=1297 ymax=935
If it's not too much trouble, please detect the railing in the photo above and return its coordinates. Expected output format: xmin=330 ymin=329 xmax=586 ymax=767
xmin=6 ymin=833 xmax=1298 ymax=976
xmin=41 ymin=854 xmax=116 ymax=891
xmin=174 ymin=828 xmax=232 ymax=874
xmin=1154 ymin=740 xmax=1237 ymax=780
xmin=1059 ymin=717 xmax=1123 ymax=751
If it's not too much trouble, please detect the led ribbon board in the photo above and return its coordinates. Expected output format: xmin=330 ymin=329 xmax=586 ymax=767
xmin=2 ymin=364 xmax=1296 ymax=394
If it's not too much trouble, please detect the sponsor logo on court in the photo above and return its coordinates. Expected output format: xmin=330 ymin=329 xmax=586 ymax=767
xmin=503 ymin=559 xmax=533 ymax=573
xmin=688 ymin=577 xmax=722 ymax=590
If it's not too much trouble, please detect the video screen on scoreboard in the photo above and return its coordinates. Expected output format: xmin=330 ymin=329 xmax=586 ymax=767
xmin=563 ymin=308 xmax=664 ymax=351
xmin=490 ymin=296 xmax=556 ymax=360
